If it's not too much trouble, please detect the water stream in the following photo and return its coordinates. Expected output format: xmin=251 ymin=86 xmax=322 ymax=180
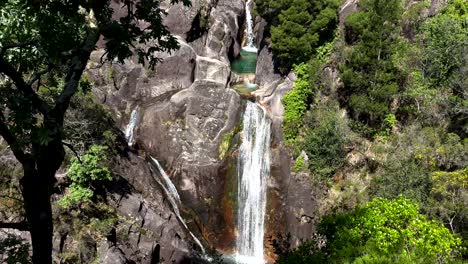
xmin=125 ymin=107 xmax=139 ymax=146
xmin=243 ymin=0 xmax=257 ymax=53
xmin=231 ymin=0 xmax=257 ymax=76
xmin=235 ymin=102 xmax=271 ymax=264
xmin=149 ymin=157 xmax=206 ymax=255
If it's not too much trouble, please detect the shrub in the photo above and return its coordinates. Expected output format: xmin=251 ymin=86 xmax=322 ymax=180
xmin=303 ymin=100 xmax=349 ymax=179
xmin=282 ymin=63 xmax=315 ymax=141
xmin=59 ymin=145 xmax=112 ymax=208
xmin=277 ymin=197 xmax=463 ymax=263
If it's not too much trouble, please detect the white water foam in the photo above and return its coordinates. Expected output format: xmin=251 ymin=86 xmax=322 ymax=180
xmin=125 ymin=107 xmax=139 ymax=146
xmin=235 ymin=102 xmax=271 ymax=264
xmin=242 ymin=0 xmax=258 ymax=53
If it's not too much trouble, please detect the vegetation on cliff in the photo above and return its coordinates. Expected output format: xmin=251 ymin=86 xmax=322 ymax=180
xmin=259 ymin=0 xmax=467 ymax=262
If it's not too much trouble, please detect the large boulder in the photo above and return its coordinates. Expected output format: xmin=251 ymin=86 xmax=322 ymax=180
xmin=89 ymin=0 xmax=245 ymax=255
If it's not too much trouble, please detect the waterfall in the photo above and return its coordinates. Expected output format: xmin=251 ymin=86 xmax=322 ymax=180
xmin=235 ymin=102 xmax=271 ymax=264
xmin=125 ymin=107 xmax=139 ymax=146
xmin=243 ymin=0 xmax=257 ymax=53
xmin=151 ymin=157 xmax=181 ymax=204
xmin=149 ymin=157 xmax=206 ymax=255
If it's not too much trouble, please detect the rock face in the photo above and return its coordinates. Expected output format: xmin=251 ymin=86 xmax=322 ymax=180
xmin=90 ymin=0 xmax=360 ymax=260
xmin=339 ymin=0 xmax=359 ymax=25
xmin=103 ymin=153 xmax=195 ymax=263
xmin=253 ymin=45 xmax=318 ymax=249
xmin=89 ymin=0 xmax=245 ymax=258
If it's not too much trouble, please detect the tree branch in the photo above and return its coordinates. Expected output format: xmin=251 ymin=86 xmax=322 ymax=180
xmin=0 ymin=221 xmax=29 ymax=231
xmin=62 ymin=142 xmax=82 ymax=163
xmin=0 ymin=112 xmax=28 ymax=164
xmin=0 ymin=56 xmax=50 ymax=114
xmin=0 ymin=41 xmax=36 ymax=57
xmin=27 ymin=63 xmax=54 ymax=86
xmin=53 ymin=27 xmax=101 ymax=121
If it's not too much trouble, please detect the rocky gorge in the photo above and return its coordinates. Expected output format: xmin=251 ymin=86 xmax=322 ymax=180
xmin=83 ymin=0 xmax=320 ymax=262
xmin=1 ymin=0 xmax=465 ymax=263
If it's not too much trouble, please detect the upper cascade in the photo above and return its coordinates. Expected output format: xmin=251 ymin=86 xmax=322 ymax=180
xmin=125 ymin=107 xmax=139 ymax=146
xmin=243 ymin=0 xmax=257 ymax=53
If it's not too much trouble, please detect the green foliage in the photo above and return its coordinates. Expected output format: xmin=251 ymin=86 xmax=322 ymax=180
xmin=371 ymin=126 xmax=467 ymax=204
xmin=321 ymin=197 xmax=462 ymax=263
xmin=292 ymin=155 xmax=306 ymax=173
xmin=269 ymin=0 xmax=341 ymax=71
xmin=59 ymin=145 xmax=112 ymax=208
xmin=0 ymin=0 xmax=190 ymax=159
xmin=428 ymin=168 xmax=468 ymax=236
xmin=303 ymin=101 xmax=348 ymax=179
xmin=0 ymin=235 xmax=31 ymax=264
xmin=420 ymin=0 xmax=468 ymax=136
xmin=59 ymin=184 xmax=94 ymax=208
xmin=375 ymin=114 xmax=398 ymax=141
xmin=422 ymin=0 xmax=467 ymax=88
xmin=68 ymin=145 xmax=112 ymax=184
xmin=276 ymin=197 xmax=463 ymax=263
xmin=64 ymin=89 xmax=120 ymax=153
xmin=219 ymin=124 xmax=242 ymax=160
xmin=315 ymin=38 xmax=336 ymax=65
xmin=282 ymin=63 xmax=314 ymax=141
xmin=340 ymin=0 xmax=404 ymax=133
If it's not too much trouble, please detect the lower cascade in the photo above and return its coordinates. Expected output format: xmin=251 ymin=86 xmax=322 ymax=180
xmin=235 ymin=102 xmax=272 ymax=264
xmin=149 ymin=157 xmax=206 ymax=255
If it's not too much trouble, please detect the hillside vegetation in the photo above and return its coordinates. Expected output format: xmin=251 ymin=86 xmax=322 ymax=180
xmin=256 ymin=0 xmax=467 ymax=262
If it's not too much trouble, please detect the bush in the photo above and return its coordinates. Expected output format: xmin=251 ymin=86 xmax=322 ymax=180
xmin=303 ymin=100 xmax=349 ymax=179
xmin=370 ymin=126 xmax=468 ymax=204
xmin=59 ymin=145 xmax=112 ymax=208
xmin=282 ymin=63 xmax=315 ymax=141
xmin=277 ymin=197 xmax=463 ymax=263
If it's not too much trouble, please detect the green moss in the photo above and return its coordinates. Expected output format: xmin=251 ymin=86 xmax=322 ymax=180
xmin=225 ymin=160 xmax=239 ymax=205
xmin=218 ymin=124 xmax=242 ymax=160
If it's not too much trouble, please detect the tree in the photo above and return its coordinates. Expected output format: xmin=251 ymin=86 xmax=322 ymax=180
xmin=270 ymin=0 xmax=340 ymax=71
xmin=0 ymin=0 xmax=190 ymax=263
xmin=340 ymin=0 xmax=404 ymax=133
xmin=428 ymin=168 xmax=468 ymax=236
xmin=420 ymin=0 xmax=468 ymax=136
xmin=302 ymin=100 xmax=348 ymax=179
xmin=322 ymin=197 xmax=462 ymax=263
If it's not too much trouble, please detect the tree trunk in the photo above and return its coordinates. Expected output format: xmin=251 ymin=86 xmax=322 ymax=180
xmin=21 ymin=163 xmax=54 ymax=264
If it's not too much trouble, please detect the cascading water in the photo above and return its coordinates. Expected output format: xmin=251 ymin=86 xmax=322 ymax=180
xmin=125 ymin=107 xmax=139 ymax=146
xmin=243 ymin=0 xmax=257 ymax=53
xmin=149 ymin=157 xmax=206 ymax=255
xmin=235 ymin=102 xmax=271 ymax=264
xmin=231 ymin=0 xmax=258 ymax=76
